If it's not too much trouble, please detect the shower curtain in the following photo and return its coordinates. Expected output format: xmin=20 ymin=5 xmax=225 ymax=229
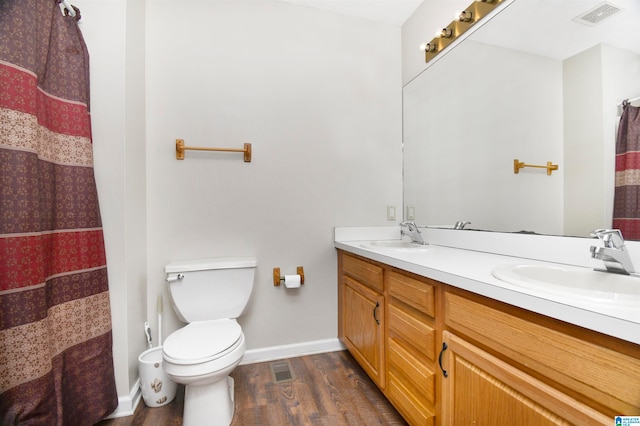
xmin=0 ymin=1 xmax=118 ymax=424
xmin=613 ymin=100 xmax=640 ymax=240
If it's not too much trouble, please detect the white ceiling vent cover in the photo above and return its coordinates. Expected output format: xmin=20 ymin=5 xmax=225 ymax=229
xmin=573 ymin=2 xmax=622 ymax=26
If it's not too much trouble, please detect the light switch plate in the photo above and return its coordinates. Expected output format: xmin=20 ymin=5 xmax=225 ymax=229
xmin=387 ymin=205 xmax=396 ymax=221
xmin=406 ymin=205 xmax=415 ymax=221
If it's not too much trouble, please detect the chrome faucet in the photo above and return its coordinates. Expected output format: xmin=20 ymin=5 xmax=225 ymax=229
xmin=400 ymin=222 xmax=426 ymax=245
xmin=590 ymin=229 xmax=636 ymax=275
xmin=454 ymin=221 xmax=471 ymax=230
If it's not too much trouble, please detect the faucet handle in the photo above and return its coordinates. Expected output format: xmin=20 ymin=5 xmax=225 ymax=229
xmin=591 ymin=229 xmax=625 ymax=249
xmin=400 ymin=221 xmax=418 ymax=232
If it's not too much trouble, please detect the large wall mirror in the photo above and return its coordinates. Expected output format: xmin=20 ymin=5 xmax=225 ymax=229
xmin=403 ymin=0 xmax=640 ymax=238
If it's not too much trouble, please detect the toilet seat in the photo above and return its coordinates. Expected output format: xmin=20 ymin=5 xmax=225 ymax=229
xmin=163 ymin=319 xmax=242 ymax=365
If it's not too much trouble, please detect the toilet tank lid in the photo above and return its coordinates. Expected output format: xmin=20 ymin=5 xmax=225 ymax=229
xmin=164 ymin=257 xmax=257 ymax=274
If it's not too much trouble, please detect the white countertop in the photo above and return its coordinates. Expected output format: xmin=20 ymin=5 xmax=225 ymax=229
xmin=335 ymin=226 xmax=640 ymax=345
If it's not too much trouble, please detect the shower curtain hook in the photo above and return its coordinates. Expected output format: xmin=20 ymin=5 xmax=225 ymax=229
xmin=59 ymin=0 xmax=77 ymax=18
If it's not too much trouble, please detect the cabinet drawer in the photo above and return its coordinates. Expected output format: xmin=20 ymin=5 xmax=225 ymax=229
xmin=388 ymin=271 xmax=435 ymax=317
xmin=388 ymin=338 xmax=436 ymax=405
xmin=388 ymin=303 xmax=436 ymax=361
xmin=342 ymin=254 xmax=383 ymax=293
xmin=387 ymin=371 xmax=435 ymax=426
xmin=388 ymin=338 xmax=436 ymax=426
xmin=445 ymin=291 xmax=640 ymax=416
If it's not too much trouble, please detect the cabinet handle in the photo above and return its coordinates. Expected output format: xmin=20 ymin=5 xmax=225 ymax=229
xmin=373 ymin=301 xmax=380 ymax=325
xmin=438 ymin=342 xmax=448 ymax=378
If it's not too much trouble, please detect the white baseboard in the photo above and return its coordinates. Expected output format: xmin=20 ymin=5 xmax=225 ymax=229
xmin=103 ymin=378 xmax=142 ymax=419
xmin=240 ymin=338 xmax=345 ymax=365
xmin=105 ymin=338 xmax=344 ymax=419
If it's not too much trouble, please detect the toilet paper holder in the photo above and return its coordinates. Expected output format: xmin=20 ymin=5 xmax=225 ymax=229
xmin=273 ymin=267 xmax=305 ymax=286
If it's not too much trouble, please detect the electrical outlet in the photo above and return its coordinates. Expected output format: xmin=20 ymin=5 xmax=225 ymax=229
xmin=406 ymin=205 xmax=415 ymax=221
xmin=387 ymin=205 xmax=396 ymax=221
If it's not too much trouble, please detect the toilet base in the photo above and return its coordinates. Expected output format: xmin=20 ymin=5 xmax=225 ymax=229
xmin=183 ymin=376 xmax=235 ymax=426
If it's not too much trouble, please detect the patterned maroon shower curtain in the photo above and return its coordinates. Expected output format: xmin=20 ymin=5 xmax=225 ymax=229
xmin=0 ymin=0 xmax=118 ymax=424
xmin=613 ymin=100 xmax=640 ymax=240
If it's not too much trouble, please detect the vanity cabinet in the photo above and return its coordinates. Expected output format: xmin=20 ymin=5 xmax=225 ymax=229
xmin=339 ymin=253 xmax=385 ymax=387
xmin=443 ymin=288 xmax=640 ymax=424
xmin=337 ymin=249 xmax=640 ymax=426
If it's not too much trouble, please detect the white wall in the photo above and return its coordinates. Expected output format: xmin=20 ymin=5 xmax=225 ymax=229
xmin=563 ymin=45 xmax=605 ymax=237
xmin=81 ymin=0 xmax=402 ymax=409
xmin=123 ymin=0 xmax=147 ymax=391
xmin=79 ymin=0 xmax=148 ymax=405
xmin=144 ymin=1 xmax=402 ymax=350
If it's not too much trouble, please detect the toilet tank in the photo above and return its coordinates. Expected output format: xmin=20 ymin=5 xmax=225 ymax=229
xmin=164 ymin=257 xmax=257 ymax=323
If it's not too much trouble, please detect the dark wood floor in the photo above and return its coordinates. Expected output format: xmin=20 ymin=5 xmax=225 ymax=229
xmin=97 ymin=350 xmax=406 ymax=425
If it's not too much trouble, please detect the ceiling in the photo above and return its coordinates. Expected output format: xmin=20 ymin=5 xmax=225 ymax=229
xmin=276 ymin=0 xmax=424 ymax=26
xmin=469 ymin=0 xmax=640 ymax=60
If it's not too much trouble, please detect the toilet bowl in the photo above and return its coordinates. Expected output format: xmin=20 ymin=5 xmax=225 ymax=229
xmin=162 ymin=257 xmax=257 ymax=426
xmin=163 ymin=319 xmax=245 ymax=425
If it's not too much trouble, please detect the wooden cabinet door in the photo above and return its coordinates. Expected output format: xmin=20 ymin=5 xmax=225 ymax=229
xmin=441 ymin=331 xmax=609 ymax=426
xmin=342 ymin=275 xmax=385 ymax=387
xmin=444 ymin=290 xmax=640 ymax=417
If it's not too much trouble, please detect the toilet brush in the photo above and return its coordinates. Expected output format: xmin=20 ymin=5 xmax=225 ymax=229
xmin=157 ymin=293 xmax=163 ymax=346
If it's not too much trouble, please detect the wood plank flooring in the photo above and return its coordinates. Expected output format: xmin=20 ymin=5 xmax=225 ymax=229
xmin=97 ymin=350 xmax=407 ymax=425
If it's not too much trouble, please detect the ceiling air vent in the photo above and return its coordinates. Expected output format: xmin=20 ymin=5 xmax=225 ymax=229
xmin=573 ymin=2 xmax=622 ymax=26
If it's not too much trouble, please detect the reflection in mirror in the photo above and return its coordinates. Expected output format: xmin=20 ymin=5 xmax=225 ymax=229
xmin=403 ymin=0 xmax=640 ymax=238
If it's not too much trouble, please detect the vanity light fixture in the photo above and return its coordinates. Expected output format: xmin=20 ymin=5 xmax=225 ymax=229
xmin=421 ymin=0 xmax=506 ymax=64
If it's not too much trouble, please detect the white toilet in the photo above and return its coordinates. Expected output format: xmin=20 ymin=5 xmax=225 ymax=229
xmin=162 ymin=257 xmax=257 ymax=426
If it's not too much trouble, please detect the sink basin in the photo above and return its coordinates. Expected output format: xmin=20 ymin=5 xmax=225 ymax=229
xmin=492 ymin=264 xmax=640 ymax=306
xmin=360 ymin=240 xmax=430 ymax=252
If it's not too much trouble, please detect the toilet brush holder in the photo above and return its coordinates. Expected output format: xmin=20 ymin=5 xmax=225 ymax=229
xmin=138 ymin=346 xmax=177 ymax=407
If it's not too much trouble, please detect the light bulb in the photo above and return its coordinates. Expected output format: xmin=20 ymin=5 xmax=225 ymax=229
xmin=435 ymin=28 xmax=453 ymax=38
xmin=455 ymin=10 xmax=473 ymax=22
xmin=422 ymin=42 xmax=437 ymax=53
